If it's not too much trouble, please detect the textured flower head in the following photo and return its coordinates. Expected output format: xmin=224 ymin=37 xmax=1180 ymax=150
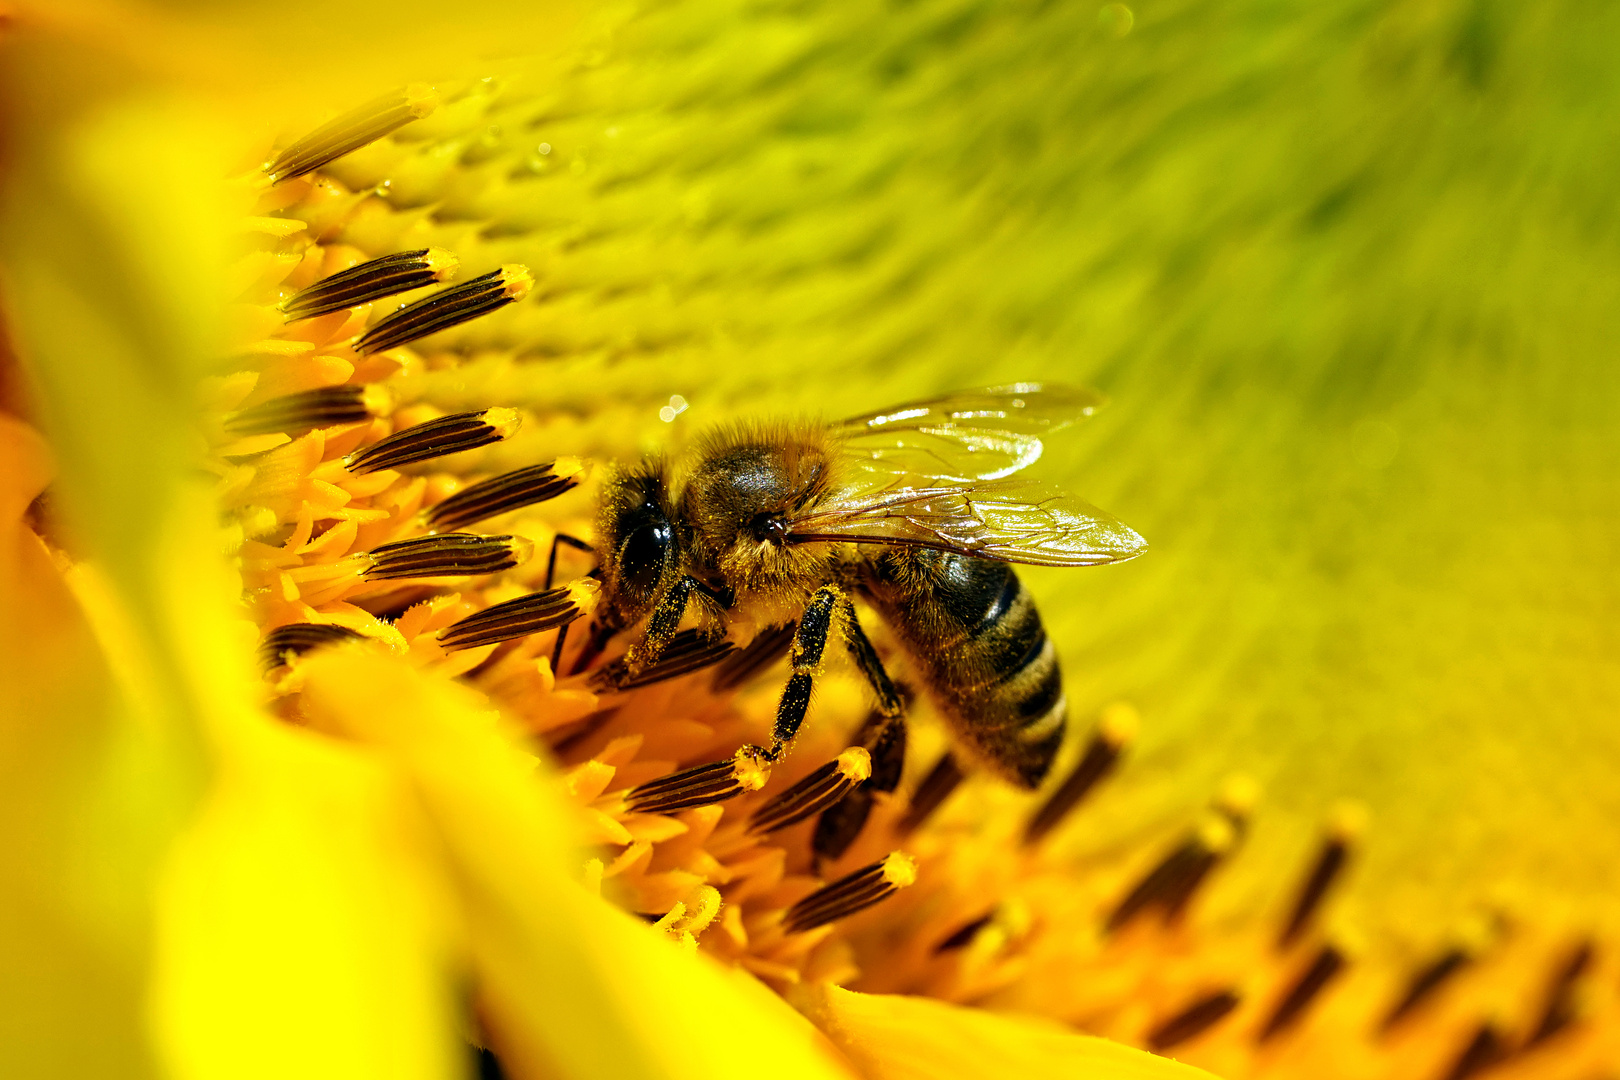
xmin=2 ymin=2 xmax=1617 ymax=1079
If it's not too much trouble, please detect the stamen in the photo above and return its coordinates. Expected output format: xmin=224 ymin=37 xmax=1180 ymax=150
xmin=933 ymin=913 xmax=994 ymax=954
xmin=1439 ymin=1022 xmax=1508 ymax=1080
xmin=354 ymin=266 xmax=533 ymax=355
xmin=783 ymin=852 xmax=917 ymax=935
xmin=1023 ymin=703 xmax=1136 ymax=846
xmin=710 ymin=621 xmax=797 ymax=692
xmin=625 ymin=750 xmax=770 ymax=816
xmin=1381 ymin=916 xmax=1497 ymax=1033
xmin=1381 ymin=948 xmax=1471 ymax=1033
xmin=1279 ymin=801 xmax=1367 ymax=949
xmin=437 ymin=582 xmax=591 ymax=651
xmin=592 ymin=628 xmax=736 ymax=691
xmin=260 ymin=623 xmax=363 ymax=670
xmin=812 ymin=711 xmax=906 ymax=864
xmin=1105 ymin=813 xmax=1237 ymax=933
xmin=749 ymin=749 xmax=872 ymax=834
xmin=425 ymin=459 xmax=585 ymax=531
xmin=896 ymin=751 xmax=964 ymax=835
xmin=360 ymin=533 xmax=533 ymax=581
xmin=1148 ymin=989 xmax=1242 ymax=1051
xmin=1258 ymin=944 xmax=1346 ymax=1042
xmin=264 ymin=84 xmax=440 ymax=183
xmin=225 ymin=384 xmax=391 ymax=437
xmin=281 ymin=248 xmax=459 ymax=321
xmin=1529 ymin=940 xmax=1594 ymax=1045
xmin=345 ymin=408 xmax=522 ymax=473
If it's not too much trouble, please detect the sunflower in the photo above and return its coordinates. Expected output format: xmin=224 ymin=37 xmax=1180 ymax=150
xmin=2 ymin=1 xmax=1616 ymax=1079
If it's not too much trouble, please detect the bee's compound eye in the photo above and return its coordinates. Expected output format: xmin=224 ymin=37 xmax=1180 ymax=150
xmin=618 ymin=515 xmax=672 ymax=601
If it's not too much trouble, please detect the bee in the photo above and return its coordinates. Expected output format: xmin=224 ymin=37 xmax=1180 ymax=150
xmin=591 ymin=384 xmax=1147 ymax=790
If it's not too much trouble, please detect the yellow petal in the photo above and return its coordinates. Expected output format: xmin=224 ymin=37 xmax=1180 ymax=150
xmin=152 ymin=715 xmax=461 ymax=1080
xmin=297 ymin=648 xmax=856 ymax=1080
xmin=797 ymin=985 xmax=1219 ymax=1080
xmin=0 ymin=416 xmax=193 ymax=1078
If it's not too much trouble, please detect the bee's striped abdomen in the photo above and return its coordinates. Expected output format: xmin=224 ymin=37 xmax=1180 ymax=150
xmin=861 ymin=550 xmax=1066 ymax=788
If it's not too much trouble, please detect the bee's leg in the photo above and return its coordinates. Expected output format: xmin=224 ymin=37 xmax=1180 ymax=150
xmin=839 ymin=600 xmax=904 ymax=719
xmin=749 ymin=584 xmax=844 ymax=762
xmin=543 ymin=533 xmax=594 ymax=672
xmin=626 ymin=575 xmax=697 ymax=673
xmin=542 ymin=533 xmax=594 ymax=589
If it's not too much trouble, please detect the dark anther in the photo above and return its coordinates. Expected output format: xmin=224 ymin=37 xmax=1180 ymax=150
xmin=361 ymin=533 xmax=531 ymax=581
xmin=354 ymin=266 xmax=532 ymax=355
xmin=895 ymin=752 xmax=964 ymax=836
xmin=1258 ymin=945 xmax=1346 ymax=1042
xmin=1438 ymin=1023 xmax=1508 ymax=1080
xmin=438 ymin=586 xmax=585 ymax=652
xmin=625 ymin=753 xmax=769 ymax=816
xmin=1023 ymin=708 xmax=1134 ymax=846
xmin=265 ymin=85 xmax=440 ymax=183
xmin=711 ymin=622 xmax=797 ymax=692
xmin=749 ymin=749 xmax=871 ymax=834
xmin=426 ymin=461 xmax=583 ymax=532
xmin=282 ymin=248 xmax=459 ymax=321
xmin=345 ymin=409 xmax=520 ymax=474
xmin=782 ymin=852 xmax=916 ymax=935
xmin=812 ymin=710 xmax=906 ymax=865
xmin=591 ymin=628 xmax=736 ymax=691
xmin=1381 ymin=948 xmax=1471 ymax=1033
xmin=1529 ymin=940 xmax=1595 ymax=1045
xmin=933 ymin=913 xmax=994 ymax=954
xmin=1148 ymin=989 xmax=1242 ymax=1051
xmin=225 ymin=385 xmax=377 ymax=438
xmin=1279 ymin=803 xmax=1365 ymax=950
xmin=260 ymin=623 xmax=363 ymax=670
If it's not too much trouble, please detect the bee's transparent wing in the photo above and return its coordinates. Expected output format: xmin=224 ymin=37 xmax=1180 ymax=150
xmin=786 ymin=475 xmax=1146 ymax=568
xmin=833 ymin=383 xmax=1106 ymax=482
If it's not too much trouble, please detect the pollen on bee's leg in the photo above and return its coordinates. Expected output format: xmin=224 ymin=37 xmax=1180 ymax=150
xmin=1023 ymin=702 xmax=1136 ymax=846
xmin=783 ymin=852 xmax=917 ymax=935
xmin=626 ymin=749 xmax=771 ymax=816
xmin=896 ymin=751 xmax=965 ymax=835
xmin=360 ymin=533 xmax=533 ymax=581
xmin=259 ymin=623 xmax=364 ymax=670
xmin=345 ymin=408 xmax=522 ymax=473
xmin=281 ymin=248 xmax=460 ymax=321
xmin=425 ymin=458 xmax=586 ymax=531
xmin=225 ymin=384 xmax=392 ymax=437
xmin=1438 ymin=1022 xmax=1508 ymax=1080
xmin=1258 ymin=943 xmax=1347 ymax=1042
xmin=1279 ymin=800 xmax=1368 ymax=949
xmin=353 ymin=266 xmax=533 ymax=355
xmin=1529 ymin=940 xmax=1595 ymax=1045
xmin=437 ymin=580 xmax=595 ymax=651
xmin=1147 ymin=988 xmax=1243 ymax=1051
xmin=264 ymin=83 xmax=440 ymax=183
xmin=750 ymin=748 xmax=872 ymax=834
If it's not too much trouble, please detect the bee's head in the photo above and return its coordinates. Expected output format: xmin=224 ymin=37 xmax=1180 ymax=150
xmin=597 ymin=462 xmax=677 ymax=621
xmin=676 ymin=422 xmax=836 ymax=594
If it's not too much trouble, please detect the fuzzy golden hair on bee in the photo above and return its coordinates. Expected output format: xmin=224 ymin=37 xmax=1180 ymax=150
xmin=674 ymin=418 xmax=844 ymax=598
